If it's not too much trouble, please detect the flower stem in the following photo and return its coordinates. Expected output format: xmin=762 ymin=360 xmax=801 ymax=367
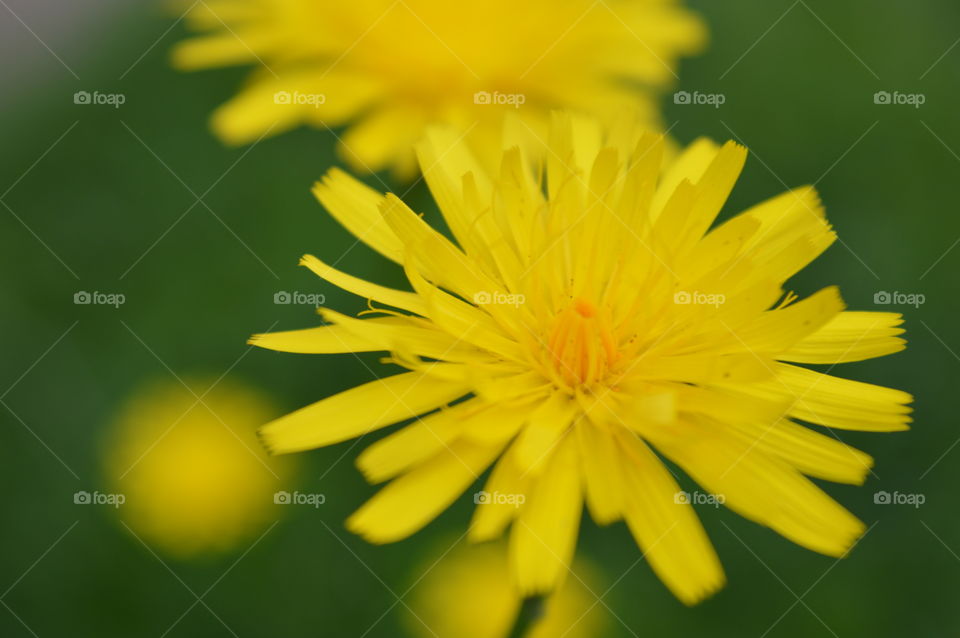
xmin=506 ymin=596 xmax=546 ymax=638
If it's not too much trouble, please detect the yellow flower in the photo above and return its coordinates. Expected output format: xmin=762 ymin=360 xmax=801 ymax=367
xmin=172 ymin=0 xmax=705 ymax=177
xmin=105 ymin=378 xmax=292 ymax=558
xmin=250 ymin=114 xmax=912 ymax=603
xmin=404 ymin=541 xmax=605 ymax=638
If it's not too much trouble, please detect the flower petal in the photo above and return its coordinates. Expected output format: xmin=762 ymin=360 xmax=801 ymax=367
xmin=469 ymin=439 xmax=535 ymax=542
xmin=312 ymin=169 xmax=404 ymax=264
xmin=355 ymin=401 xmax=476 ymax=484
xmin=575 ymin=420 xmax=624 ymax=525
xmin=509 ymin=434 xmax=583 ymax=594
xmin=347 ymin=438 xmax=504 ymax=543
xmin=645 ymin=419 xmax=866 ymax=557
xmin=616 ymin=429 xmax=725 ymax=605
xmin=248 ymin=323 xmax=382 ymax=353
xmin=513 ymin=393 xmax=578 ymax=475
xmin=779 ymin=312 xmax=906 ymax=364
xmin=260 ymin=371 xmax=468 ymax=453
xmin=300 ymin=254 xmax=425 ymax=315
xmin=734 ymin=363 xmax=913 ymax=432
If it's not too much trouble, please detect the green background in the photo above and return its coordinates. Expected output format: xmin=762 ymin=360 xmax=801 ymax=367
xmin=1 ymin=0 xmax=957 ymax=635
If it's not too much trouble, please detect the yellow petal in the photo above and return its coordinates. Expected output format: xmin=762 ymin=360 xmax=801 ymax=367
xmin=338 ymin=106 xmax=424 ymax=175
xmin=299 ymin=254 xmax=425 ymax=315
xmin=780 ymin=312 xmax=906 ymax=364
xmin=381 ymin=194 xmax=501 ymax=302
xmin=644 ymin=419 xmax=866 ymax=557
xmin=653 ymin=141 xmax=747 ymax=258
xmin=312 ymin=169 xmax=403 ymax=264
xmin=546 ymin=112 xmax=601 ymax=202
xmin=459 ymin=401 xmax=534 ymax=444
xmin=260 ymin=371 xmax=468 ymax=453
xmin=733 ymin=286 xmax=845 ymax=354
xmin=575 ymin=420 xmax=624 ymax=525
xmin=317 ymin=308 xmax=486 ymax=363
xmin=615 ymin=429 xmax=725 ymax=605
xmin=355 ymin=401 xmax=477 ymax=484
xmin=723 ymin=418 xmax=874 ymax=485
xmin=403 ymin=258 xmax=524 ymax=361
xmin=736 ymin=186 xmax=835 ymax=283
xmin=510 ymin=434 xmax=582 ymax=594
xmin=171 ymin=32 xmax=271 ymax=70
xmin=469 ymin=439 xmax=535 ymax=542
xmin=651 ymin=137 xmax=719 ymax=219
xmin=633 ymin=352 xmax=775 ymax=385
xmin=248 ymin=323 xmax=381 ymax=353
xmin=208 ymin=70 xmax=381 ymax=145
xmin=415 ymin=127 xmax=493 ymax=261
xmin=679 ymin=214 xmax=762 ymax=283
xmin=347 ymin=438 xmax=504 ymax=543
xmin=739 ymin=363 xmax=913 ymax=432
xmin=513 ymin=393 xmax=578 ymax=476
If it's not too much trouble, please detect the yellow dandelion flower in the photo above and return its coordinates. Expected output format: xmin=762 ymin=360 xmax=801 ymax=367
xmin=172 ymin=0 xmax=705 ymax=177
xmin=105 ymin=378 xmax=292 ymax=558
xmin=404 ymin=541 xmax=605 ymax=638
xmin=250 ymin=114 xmax=912 ymax=603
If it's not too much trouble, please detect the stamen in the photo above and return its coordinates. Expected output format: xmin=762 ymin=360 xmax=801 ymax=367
xmin=547 ymin=298 xmax=618 ymax=387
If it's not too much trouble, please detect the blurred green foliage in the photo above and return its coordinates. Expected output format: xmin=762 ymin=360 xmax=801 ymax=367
xmin=2 ymin=1 xmax=959 ymax=636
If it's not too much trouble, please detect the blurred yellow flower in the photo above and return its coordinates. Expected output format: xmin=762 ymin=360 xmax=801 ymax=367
xmin=172 ymin=0 xmax=706 ymax=177
xmin=405 ymin=542 xmax=605 ymax=638
xmin=250 ymin=114 xmax=912 ymax=603
xmin=105 ymin=378 xmax=291 ymax=558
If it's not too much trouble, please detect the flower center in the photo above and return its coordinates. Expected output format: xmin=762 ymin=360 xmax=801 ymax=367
xmin=546 ymin=298 xmax=619 ymax=388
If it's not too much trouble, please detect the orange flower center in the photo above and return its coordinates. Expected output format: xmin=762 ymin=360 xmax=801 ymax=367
xmin=546 ymin=298 xmax=619 ymax=388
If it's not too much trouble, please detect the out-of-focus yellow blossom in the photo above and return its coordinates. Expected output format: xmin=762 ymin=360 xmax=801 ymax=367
xmin=172 ymin=0 xmax=706 ymax=177
xmin=105 ymin=378 xmax=292 ymax=558
xmin=404 ymin=541 xmax=605 ymax=638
